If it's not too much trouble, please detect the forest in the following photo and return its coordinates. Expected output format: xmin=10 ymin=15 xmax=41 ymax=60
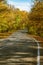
xmin=0 ymin=0 xmax=43 ymax=37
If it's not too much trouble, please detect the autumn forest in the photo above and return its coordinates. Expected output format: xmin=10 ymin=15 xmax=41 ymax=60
xmin=0 ymin=0 xmax=43 ymax=38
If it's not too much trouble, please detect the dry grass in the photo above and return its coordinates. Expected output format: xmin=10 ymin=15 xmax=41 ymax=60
xmin=31 ymin=35 xmax=43 ymax=42
xmin=28 ymin=34 xmax=43 ymax=47
xmin=33 ymin=35 xmax=43 ymax=46
xmin=0 ymin=32 xmax=13 ymax=39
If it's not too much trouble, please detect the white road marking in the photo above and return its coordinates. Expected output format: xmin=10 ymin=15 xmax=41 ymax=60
xmin=32 ymin=38 xmax=40 ymax=65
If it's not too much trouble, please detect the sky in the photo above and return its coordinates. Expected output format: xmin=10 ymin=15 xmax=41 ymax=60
xmin=7 ymin=0 xmax=33 ymax=12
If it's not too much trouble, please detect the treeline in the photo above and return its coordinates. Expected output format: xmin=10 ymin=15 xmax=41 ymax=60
xmin=27 ymin=1 xmax=43 ymax=37
xmin=0 ymin=0 xmax=43 ymax=37
xmin=0 ymin=0 xmax=28 ymax=32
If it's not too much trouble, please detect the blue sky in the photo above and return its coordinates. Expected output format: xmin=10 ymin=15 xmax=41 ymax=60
xmin=7 ymin=0 xmax=33 ymax=11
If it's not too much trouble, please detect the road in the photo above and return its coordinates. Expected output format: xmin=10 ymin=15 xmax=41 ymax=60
xmin=0 ymin=30 xmax=43 ymax=65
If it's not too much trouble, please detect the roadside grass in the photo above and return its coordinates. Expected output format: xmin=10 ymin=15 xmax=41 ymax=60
xmin=31 ymin=35 xmax=43 ymax=42
xmin=27 ymin=33 xmax=43 ymax=42
xmin=32 ymin=35 xmax=43 ymax=46
xmin=27 ymin=34 xmax=43 ymax=46
xmin=0 ymin=32 xmax=13 ymax=39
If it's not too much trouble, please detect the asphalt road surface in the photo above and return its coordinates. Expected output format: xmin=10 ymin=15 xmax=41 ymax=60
xmin=0 ymin=30 xmax=43 ymax=65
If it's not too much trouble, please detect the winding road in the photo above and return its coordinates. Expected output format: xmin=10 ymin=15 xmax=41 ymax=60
xmin=0 ymin=30 xmax=43 ymax=65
